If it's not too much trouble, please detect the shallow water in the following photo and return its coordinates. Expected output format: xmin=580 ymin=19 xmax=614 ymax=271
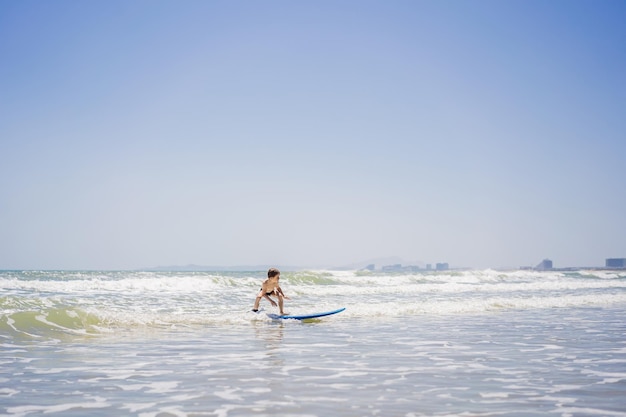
xmin=2 ymin=270 xmax=626 ymax=416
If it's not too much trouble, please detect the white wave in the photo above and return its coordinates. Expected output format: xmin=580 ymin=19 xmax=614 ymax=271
xmin=2 ymin=270 xmax=626 ymax=332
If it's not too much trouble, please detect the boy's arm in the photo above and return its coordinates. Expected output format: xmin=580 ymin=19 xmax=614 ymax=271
xmin=263 ymin=292 xmax=278 ymax=306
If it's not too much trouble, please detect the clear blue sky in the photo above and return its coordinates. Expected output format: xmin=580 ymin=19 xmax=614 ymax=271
xmin=1 ymin=0 xmax=625 ymax=270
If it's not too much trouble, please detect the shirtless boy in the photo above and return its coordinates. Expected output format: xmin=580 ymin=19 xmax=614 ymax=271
xmin=252 ymin=268 xmax=290 ymax=315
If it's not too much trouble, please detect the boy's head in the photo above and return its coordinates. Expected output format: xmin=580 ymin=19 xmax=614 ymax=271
xmin=267 ymin=268 xmax=280 ymax=279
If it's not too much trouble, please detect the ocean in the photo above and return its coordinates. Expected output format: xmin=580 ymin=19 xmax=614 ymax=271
xmin=1 ymin=269 xmax=626 ymax=417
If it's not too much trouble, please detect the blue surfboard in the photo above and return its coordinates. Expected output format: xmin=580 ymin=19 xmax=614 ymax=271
xmin=267 ymin=307 xmax=346 ymax=320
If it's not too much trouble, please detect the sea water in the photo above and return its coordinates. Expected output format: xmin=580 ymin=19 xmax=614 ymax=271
xmin=1 ymin=269 xmax=626 ymax=416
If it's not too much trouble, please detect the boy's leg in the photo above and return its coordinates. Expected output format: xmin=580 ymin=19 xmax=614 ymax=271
xmin=278 ymin=295 xmax=285 ymax=315
xmin=252 ymin=292 xmax=262 ymax=311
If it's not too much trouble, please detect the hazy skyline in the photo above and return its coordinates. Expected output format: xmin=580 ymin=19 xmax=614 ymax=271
xmin=1 ymin=1 xmax=625 ymax=270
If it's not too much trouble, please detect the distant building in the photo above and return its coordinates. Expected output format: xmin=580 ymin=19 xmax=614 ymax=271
xmin=535 ymin=259 xmax=553 ymax=271
xmin=606 ymin=258 xmax=626 ymax=268
xmin=364 ymin=264 xmax=375 ymax=271
xmin=382 ymin=264 xmax=402 ymax=272
xmin=426 ymin=264 xmax=432 ymax=270
xmin=380 ymin=264 xmax=423 ymax=272
xmin=435 ymin=263 xmax=449 ymax=271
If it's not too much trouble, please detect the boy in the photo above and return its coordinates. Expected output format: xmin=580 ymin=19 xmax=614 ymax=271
xmin=252 ymin=268 xmax=290 ymax=315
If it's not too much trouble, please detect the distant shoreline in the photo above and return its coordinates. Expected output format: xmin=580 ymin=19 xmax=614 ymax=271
xmin=2 ymin=266 xmax=625 ymax=273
